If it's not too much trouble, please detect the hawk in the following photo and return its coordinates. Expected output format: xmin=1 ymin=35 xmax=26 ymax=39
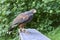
xmin=8 ymin=9 xmax=36 ymax=34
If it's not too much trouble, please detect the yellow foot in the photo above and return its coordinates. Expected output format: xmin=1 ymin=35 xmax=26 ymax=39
xmin=21 ymin=29 xmax=30 ymax=34
xmin=23 ymin=30 xmax=30 ymax=34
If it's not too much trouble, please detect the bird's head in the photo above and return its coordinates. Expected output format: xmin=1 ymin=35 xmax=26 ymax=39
xmin=30 ymin=9 xmax=36 ymax=14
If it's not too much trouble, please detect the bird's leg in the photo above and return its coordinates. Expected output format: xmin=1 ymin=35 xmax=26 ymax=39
xmin=19 ymin=24 xmax=30 ymax=34
xmin=19 ymin=24 xmax=26 ymax=33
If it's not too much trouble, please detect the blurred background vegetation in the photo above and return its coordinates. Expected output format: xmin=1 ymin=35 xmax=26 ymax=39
xmin=0 ymin=0 xmax=60 ymax=40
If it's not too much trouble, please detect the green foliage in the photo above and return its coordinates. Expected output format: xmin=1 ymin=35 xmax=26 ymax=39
xmin=47 ymin=26 xmax=60 ymax=40
xmin=0 ymin=0 xmax=60 ymax=40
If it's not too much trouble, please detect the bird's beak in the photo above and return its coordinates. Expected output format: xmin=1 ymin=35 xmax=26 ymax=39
xmin=33 ymin=10 xmax=36 ymax=13
xmin=30 ymin=9 xmax=36 ymax=13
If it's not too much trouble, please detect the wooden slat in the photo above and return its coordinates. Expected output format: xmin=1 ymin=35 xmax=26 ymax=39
xmin=19 ymin=29 xmax=51 ymax=40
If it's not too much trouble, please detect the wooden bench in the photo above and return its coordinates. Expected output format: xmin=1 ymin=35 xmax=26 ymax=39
xmin=19 ymin=29 xmax=50 ymax=40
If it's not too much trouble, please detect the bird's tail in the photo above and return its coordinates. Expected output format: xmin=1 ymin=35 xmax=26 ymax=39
xmin=7 ymin=26 xmax=14 ymax=35
xmin=8 ymin=26 xmax=14 ymax=31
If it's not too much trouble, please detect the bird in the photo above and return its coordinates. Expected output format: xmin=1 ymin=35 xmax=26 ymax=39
xmin=7 ymin=9 xmax=36 ymax=34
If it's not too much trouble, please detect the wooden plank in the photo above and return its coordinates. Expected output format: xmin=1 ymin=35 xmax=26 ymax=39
xmin=19 ymin=29 xmax=51 ymax=40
